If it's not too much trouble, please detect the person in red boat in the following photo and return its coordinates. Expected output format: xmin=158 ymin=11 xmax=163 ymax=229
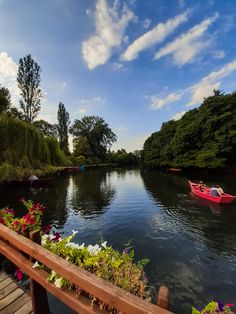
xmin=198 ymin=180 xmax=206 ymax=192
xmin=216 ymin=184 xmax=224 ymax=196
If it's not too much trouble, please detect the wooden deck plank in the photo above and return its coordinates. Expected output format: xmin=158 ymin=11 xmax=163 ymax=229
xmin=14 ymin=300 xmax=32 ymax=314
xmin=0 ymin=272 xmax=8 ymax=283
xmin=0 ymin=272 xmax=32 ymax=314
xmin=0 ymin=277 xmax=14 ymax=291
xmin=2 ymin=293 xmax=30 ymax=314
xmin=0 ymin=288 xmax=25 ymax=311
xmin=0 ymin=281 xmax=18 ymax=300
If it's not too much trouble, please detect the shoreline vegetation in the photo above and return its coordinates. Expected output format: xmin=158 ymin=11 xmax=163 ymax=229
xmin=1 ymin=54 xmax=236 ymax=183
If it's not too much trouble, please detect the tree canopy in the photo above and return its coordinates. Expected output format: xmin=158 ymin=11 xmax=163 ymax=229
xmin=142 ymin=91 xmax=236 ymax=169
xmin=33 ymin=119 xmax=58 ymax=138
xmin=70 ymin=116 xmax=117 ymax=161
xmin=17 ymin=54 xmax=42 ymax=123
xmin=57 ymin=102 xmax=70 ymax=155
xmin=0 ymin=86 xmax=11 ymax=115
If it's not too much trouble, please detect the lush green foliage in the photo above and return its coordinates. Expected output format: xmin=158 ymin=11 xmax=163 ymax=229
xmin=0 ymin=86 xmax=11 ymax=115
xmin=70 ymin=116 xmax=117 ymax=161
xmin=0 ymin=201 xmax=151 ymax=312
xmin=0 ymin=115 xmax=70 ymax=181
xmin=107 ymin=149 xmax=140 ymax=165
xmin=142 ymin=91 xmax=236 ymax=169
xmin=0 ymin=200 xmax=45 ymax=236
xmin=57 ymin=102 xmax=70 ymax=155
xmin=192 ymin=301 xmax=234 ymax=313
xmin=17 ymin=54 xmax=42 ymax=123
xmin=43 ymin=233 xmax=150 ymax=301
xmin=33 ymin=119 xmax=58 ymax=137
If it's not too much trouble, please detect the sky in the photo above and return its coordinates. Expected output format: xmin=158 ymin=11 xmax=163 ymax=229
xmin=0 ymin=0 xmax=236 ymax=152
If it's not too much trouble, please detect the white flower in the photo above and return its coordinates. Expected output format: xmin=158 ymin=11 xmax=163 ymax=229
xmin=54 ymin=277 xmax=63 ymax=288
xmin=32 ymin=261 xmax=40 ymax=269
xmin=72 ymin=230 xmax=78 ymax=236
xmin=101 ymin=241 xmax=107 ymax=249
xmin=66 ymin=242 xmax=80 ymax=249
xmin=87 ymin=244 xmax=101 ymax=256
xmin=78 ymin=243 xmax=85 ymax=250
xmin=50 ymin=271 xmax=57 ymax=280
xmin=41 ymin=234 xmax=48 ymax=246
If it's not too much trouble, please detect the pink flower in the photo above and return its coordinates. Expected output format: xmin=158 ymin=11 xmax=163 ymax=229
xmin=52 ymin=232 xmax=61 ymax=242
xmin=226 ymin=304 xmax=234 ymax=307
xmin=42 ymin=225 xmax=52 ymax=234
xmin=15 ymin=269 xmax=23 ymax=281
xmin=4 ymin=208 xmax=14 ymax=214
xmin=0 ymin=217 xmax=5 ymax=225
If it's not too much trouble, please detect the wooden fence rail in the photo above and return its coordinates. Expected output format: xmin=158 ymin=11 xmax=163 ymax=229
xmin=0 ymin=224 xmax=172 ymax=314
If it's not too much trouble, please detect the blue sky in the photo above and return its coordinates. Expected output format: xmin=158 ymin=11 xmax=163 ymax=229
xmin=0 ymin=0 xmax=236 ymax=151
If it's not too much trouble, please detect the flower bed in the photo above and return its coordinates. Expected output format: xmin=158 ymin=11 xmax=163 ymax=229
xmin=0 ymin=200 xmax=151 ymax=311
xmin=192 ymin=301 xmax=234 ymax=313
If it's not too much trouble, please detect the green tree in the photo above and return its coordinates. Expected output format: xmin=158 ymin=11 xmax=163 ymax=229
xmin=7 ymin=107 xmax=24 ymax=120
xmin=70 ymin=116 xmax=117 ymax=161
xmin=142 ymin=91 xmax=236 ymax=169
xmin=33 ymin=119 xmax=58 ymax=137
xmin=17 ymin=54 xmax=42 ymax=123
xmin=57 ymin=102 xmax=70 ymax=155
xmin=0 ymin=86 xmax=11 ymax=115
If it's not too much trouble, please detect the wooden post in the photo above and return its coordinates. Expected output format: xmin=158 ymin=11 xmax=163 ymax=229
xmin=157 ymin=286 xmax=169 ymax=309
xmin=29 ymin=230 xmax=50 ymax=314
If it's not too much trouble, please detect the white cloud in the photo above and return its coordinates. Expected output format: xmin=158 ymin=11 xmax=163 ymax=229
xmin=187 ymin=59 xmax=236 ymax=105
xmin=82 ymin=0 xmax=135 ymax=70
xmin=187 ymin=82 xmax=220 ymax=106
xmin=150 ymin=92 xmax=182 ymax=109
xmin=121 ymin=11 xmax=189 ymax=62
xmin=154 ymin=13 xmax=218 ymax=65
xmin=0 ymin=52 xmax=20 ymax=105
xmin=172 ymin=110 xmax=187 ymax=120
xmin=112 ymin=62 xmax=124 ymax=70
xmin=200 ymin=60 xmax=236 ymax=83
xmin=148 ymin=59 xmax=236 ymax=109
xmin=143 ymin=18 xmax=152 ymax=29
xmin=73 ymin=96 xmax=106 ymax=116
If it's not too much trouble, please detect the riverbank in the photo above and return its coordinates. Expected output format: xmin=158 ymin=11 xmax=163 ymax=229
xmin=0 ymin=163 xmax=63 ymax=184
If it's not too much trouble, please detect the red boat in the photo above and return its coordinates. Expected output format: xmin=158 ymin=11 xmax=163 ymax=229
xmin=188 ymin=180 xmax=236 ymax=204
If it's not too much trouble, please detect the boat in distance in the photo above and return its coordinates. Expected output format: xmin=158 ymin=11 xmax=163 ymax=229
xmin=188 ymin=180 xmax=236 ymax=204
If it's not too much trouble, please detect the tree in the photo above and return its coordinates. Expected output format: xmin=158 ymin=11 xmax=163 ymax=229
xmin=17 ymin=54 xmax=42 ymax=123
xmin=142 ymin=91 xmax=236 ymax=169
xmin=57 ymin=102 xmax=70 ymax=155
xmin=70 ymin=116 xmax=117 ymax=161
xmin=8 ymin=107 xmax=24 ymax=120
xmin=0 ymin=86 xmax=11 ymax=115
xmin=33 ymin=119 xmax=58 ymax=137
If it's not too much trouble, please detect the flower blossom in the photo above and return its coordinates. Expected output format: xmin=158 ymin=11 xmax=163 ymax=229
xmin=15 ymin=269 xmax=23 ymax=281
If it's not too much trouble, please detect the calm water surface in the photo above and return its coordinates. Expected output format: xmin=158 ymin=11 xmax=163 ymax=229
xmin=1 ymin=168 xmax=236 ymax=313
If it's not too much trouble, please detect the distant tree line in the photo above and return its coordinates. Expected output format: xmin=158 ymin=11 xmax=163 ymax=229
xmin=141 ymin=90 xmax=236 ymax=169
xmin=0 ymin=53 xmax=139 ymax=181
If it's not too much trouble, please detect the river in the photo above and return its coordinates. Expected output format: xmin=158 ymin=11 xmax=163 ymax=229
xmin=1 ymin=168 xmax=236 ymax=313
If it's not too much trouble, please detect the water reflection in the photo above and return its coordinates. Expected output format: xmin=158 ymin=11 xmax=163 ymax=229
xmin=140 ymin=169 xmax=236 ymax=312
xmin=188 ymin=192 xmax=222 ymax=215
xmin=69 ymin=169 xmax=116 ymax=217
xmin=1 ymin=169 xmax=236 ymax=313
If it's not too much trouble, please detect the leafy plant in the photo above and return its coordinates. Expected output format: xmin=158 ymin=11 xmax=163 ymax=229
xmin=192 ymin=301 xmax=234 ymax=313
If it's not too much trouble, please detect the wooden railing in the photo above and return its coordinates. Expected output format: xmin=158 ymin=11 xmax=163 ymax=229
xmin=0 ymin=223 xmax=172 ymax=314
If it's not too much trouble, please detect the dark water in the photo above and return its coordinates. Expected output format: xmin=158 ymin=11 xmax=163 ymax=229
xmin=1 ymin=168 xmax=236 ymax=314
